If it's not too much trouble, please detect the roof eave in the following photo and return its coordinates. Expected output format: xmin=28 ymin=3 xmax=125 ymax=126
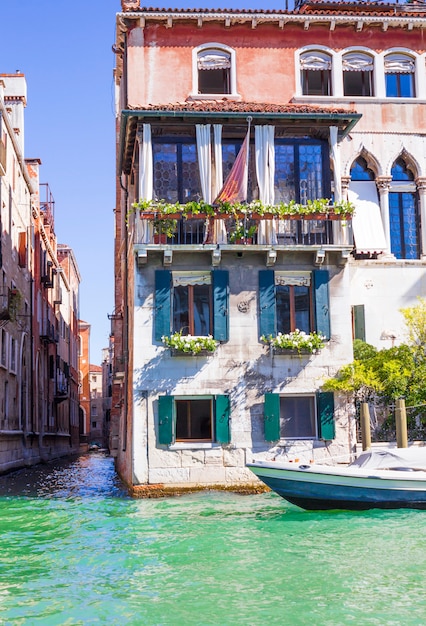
xmin=117 ymin=108 xmax=361 ymax=175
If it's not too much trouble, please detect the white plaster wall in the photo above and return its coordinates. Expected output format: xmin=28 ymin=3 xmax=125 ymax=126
xmin=132 ymin=251 xmax=355 ymax=486
xmin=349 ymin=260 xmax=426 ymax=349
xmin=340 ymin=128 xmax=426 ymax=179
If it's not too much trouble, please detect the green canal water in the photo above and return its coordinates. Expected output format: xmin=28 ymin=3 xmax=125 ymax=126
xmin=0 ymin=454 xmax=424 ymax=626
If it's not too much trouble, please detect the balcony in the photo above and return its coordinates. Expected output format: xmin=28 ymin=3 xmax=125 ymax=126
xmin=133 ymin=200 xmax=353 ymax=250
xmin=40 ymin=320 xmax=58 ymax=344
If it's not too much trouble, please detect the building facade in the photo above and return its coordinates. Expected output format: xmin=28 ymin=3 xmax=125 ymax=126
xmin=0 ymin=72 xmax=81 ymax=472
xmin=78 ymin=320 xmax=91 ymax=443
xmin=112 ymin=0 xmax=426 ymax=492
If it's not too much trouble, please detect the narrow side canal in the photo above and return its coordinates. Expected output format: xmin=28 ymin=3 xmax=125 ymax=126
xmin=0 ymin=453 xmax=424 ymax=625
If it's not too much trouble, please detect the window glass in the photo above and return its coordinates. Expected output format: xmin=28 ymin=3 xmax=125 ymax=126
xmin=173 ymin=284 xmax=211 ymax=336
xmin=299 ymin=144 xmax=323 ymax=203
xmin=385 ymin=54 xmax=415 ymax=97
xmin=153 ymin=142 xmax=201 ymax=203
xmin=343 ymin=53 xmax=374 ymax=96
xmin=198 ymin=49 xmax=231 ymax=94
xmin=176 ymin=399 xmax=213 ymax=441
xmin=389 ymin=159 xmax=418 ymax=259
xmin=275 ymin=141 xmax=326 ymax=204
xmin=275 ymin=145 xmax=295 ymax=204
xmin=350 ymin=157 xmax=375 ymax=181
xmin=300 ymin=52 xmax=332 ymax=96
xmin=280 ymin=396 xmax=317 ymax=438
xmin=276 ymin=284 xmax=311 ymax=334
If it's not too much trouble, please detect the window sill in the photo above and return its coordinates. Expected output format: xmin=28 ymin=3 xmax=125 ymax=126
xmin=293 ymin=95 xmax=426 ymax=105
xmin=272 ymin=348 xmax=317 ymax=357
xmin=169 ymin=348 xmax=216 ymax=357
xmin=187 ymin=93 xmax=241 ymax=101
xmin=169 ymin=442 xmax=221 ymax=450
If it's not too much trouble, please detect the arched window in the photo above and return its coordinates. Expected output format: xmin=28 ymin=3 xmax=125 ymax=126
xmin=384 ymin=53 xmax=415 ymax=98
xmin=350 ymin=157 xmax=375 ymax=181
xmin=197 ymin=48 xmax=231 ymax=94
xmin=389 ymin=158 xmax=419 ymax=259
xmin=343 ymin=52 xmax=374 ymax=97
xmin=300 ymin=51 xmax=332 ymax=96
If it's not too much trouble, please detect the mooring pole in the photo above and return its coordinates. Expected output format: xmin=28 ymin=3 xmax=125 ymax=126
xmin=360 ymin=402 xmax=371 ymax=451
xmin=395 ymin=398 xmax=408 ymax=448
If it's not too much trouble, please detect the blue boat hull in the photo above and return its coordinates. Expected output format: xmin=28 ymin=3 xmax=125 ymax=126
xmin=246 ymin=462 xmax=426 ymax=510
xmin=261 ymin=474 xmax=426 ymax=510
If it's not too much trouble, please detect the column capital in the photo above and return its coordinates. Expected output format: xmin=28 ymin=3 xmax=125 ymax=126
xmin=376 ymin=176 xmax=392 ymax=193
xmin=415 ymin=177 xmax=426 ymax=191
xmin=341 ymin=176 xmax=351 ymax=191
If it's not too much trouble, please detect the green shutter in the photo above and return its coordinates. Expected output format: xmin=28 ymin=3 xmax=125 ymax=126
xmin=215 ymin=395 xmax=230 ymax=444
xmin=264 ymin=393 xmax=280 ymax=442
xmin=352 ymin=304 xmax=366 ymax=341
xmin=154 ymin=270 xmax=172 ymax=341
xmin=212 ymin=270 xmax=229 ymax=342
xmin=317 ymin=391 xmax=335 ymax=440
xmin=158 ymin=395 xmax=174 ymax=445
xmin=313 ymin=269 xmax=330 ymax=340
xmin=259 ymin=270 xmax=276 ymax=338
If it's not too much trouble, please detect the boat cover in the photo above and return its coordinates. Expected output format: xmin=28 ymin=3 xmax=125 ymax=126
xmin=351 ymin=448 xmax=426 ymax=470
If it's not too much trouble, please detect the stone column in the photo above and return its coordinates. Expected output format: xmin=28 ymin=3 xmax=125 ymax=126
xmin=376 ymin=176 xmax=392 ymax=256
xmin=416 ymin=177 xmax=426 ymax=259
xmin=339 ymin=176 xmax=351 ymax=246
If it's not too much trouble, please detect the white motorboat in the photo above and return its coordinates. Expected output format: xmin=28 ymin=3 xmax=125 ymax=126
xmin=247 ymin=447 xmax=426 ymax=510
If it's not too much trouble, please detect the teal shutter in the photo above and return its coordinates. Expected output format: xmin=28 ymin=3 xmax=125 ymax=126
xmin=317 ymin=391 xmax=335 ymax=440
xmin=154 ymin=270 xmax=172 ymax=341
xmin=215 ymin=395 xmax=230 ymax=444
xmin=212 ymin=270 xmax=229 ymax=342
xmin=352 ymin=304 xmax=366 ymax=341
xmin=259 ymin=270 xmax=276 ymax=338
xmin=264 ymin=393 xmax=280 ymax=442
xmin=158 ymin=395 xmax=174 ymax=445
xmin=313 ymin=269 xmax=330 ymax=340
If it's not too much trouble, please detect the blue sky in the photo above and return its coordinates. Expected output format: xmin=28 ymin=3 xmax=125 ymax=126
xmin=1 ymin=0 xmax=281 ymax=363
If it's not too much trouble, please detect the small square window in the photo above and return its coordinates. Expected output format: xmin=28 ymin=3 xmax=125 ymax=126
xmin=176 ymin=399 xmax=213 ymax=441
xmin=280 ymin=396 xmax=317 ymax=438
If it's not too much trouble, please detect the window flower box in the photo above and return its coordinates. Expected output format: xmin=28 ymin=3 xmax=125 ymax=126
xmin=261 ymin=330 xmax=326 ymax=355
xmin=162 ymin=332 xmax=218 ymax=355
xmin=131 ymin=198 xmax=355 ymax=221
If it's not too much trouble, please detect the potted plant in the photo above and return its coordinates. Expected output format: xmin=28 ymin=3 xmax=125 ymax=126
xmin=153 ymin=218 xmax=178 ymax=243
xmin=229 ymin=222 xmax=257 ymax=244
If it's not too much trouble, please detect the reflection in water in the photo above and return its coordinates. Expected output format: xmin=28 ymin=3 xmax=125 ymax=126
xmin=0 ymin=452 xmax=128 ymax=499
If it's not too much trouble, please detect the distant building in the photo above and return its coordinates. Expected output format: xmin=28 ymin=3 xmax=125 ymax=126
xmin=101 ymin=343 xmax=113 ymax=451
xmin=89 ymin=364 xmax=105 ymax=445
xmin=78 ymin=320 xmax=91 ymax=443
xmin=112 ymin=0 xmax=426 ymax=493
xmin=0 ymin=72 xmax=81 ymax=472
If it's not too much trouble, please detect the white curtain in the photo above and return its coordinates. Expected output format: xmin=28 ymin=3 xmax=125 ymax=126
xmin=138 ymin=124 xmax=153 ymax=243
xmin=255 ymin=125 xmax=277 ymax=244
xmin=329 ymin=126 xmax=341 ymax=202
xmin=213 ymin=124 xmax=227 ymax=243
xmin=213 ymin=124 xmax=223 ymax=199
xmin=196 ymin=124 xmax=212 ymax=204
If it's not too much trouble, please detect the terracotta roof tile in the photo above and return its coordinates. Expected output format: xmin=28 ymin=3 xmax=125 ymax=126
xmin=129 ymin=100 xmax=353 ymax=115
xmin=132 ymin=3 xmax=426 ymax=18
